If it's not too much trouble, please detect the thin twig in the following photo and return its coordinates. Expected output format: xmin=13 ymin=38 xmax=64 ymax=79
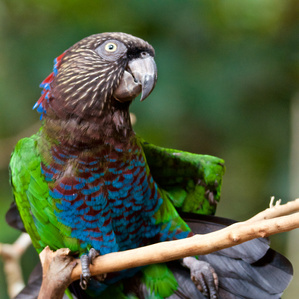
xmin=0 ymin=233 xmax=32 ymax=298
xmin=247 ymin=197 xmax=299 ymax=223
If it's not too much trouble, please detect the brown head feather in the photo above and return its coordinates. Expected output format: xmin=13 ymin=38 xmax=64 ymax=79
xmin=41 ymin=32 xmax=156 ymax=147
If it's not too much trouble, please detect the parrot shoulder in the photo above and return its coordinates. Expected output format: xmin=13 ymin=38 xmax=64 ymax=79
xmin=9 ymin=132 xmax=79 ymax=253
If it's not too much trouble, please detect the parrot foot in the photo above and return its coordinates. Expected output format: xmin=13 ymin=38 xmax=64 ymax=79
xmin=182 ymin=256 xmax=218 ymax=299
xmin=80 ymin=248 xmax=106 ymax=290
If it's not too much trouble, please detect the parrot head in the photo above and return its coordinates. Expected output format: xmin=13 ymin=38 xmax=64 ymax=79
xmin=35 ymin=32 xmax=157 ymax=122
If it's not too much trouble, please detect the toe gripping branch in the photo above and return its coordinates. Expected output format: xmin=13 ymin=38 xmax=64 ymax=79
xmin=79 ymin=248 xmax=100 ymax=290
xmin=80 ymin=254 xmax=90 ymax=290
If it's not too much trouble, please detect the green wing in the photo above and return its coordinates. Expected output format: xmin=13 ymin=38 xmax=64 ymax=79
xmin=139 ymin=137 xmax=225 ymax=215
xmin=9 ymin=132 xmax=79 ymax=253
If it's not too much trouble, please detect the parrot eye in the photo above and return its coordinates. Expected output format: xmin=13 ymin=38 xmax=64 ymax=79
xmin=105 ymin=42 xmax=117 ymax=52
xmin=95 ymin=40 xmax=127 ymax=62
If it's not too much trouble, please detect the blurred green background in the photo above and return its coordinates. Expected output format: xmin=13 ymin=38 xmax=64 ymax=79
xmin=0 ymin=0 xmax=298 ymax=298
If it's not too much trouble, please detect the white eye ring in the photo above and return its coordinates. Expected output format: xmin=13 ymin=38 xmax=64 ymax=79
xmin=105 ymin=42 xmax=117 ymax=52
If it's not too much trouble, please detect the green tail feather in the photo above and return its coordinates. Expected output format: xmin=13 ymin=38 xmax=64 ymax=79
xmin=142 ymin=264 xmax=178 ymax=298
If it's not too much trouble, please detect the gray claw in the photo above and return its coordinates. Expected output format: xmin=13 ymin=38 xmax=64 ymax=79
xmin=79 ymin=248 xmax=102 ymax=290
xmin=80 ymin=274 xmax=89 ymax=290
xmin=88 ymin=248 xmax=99 ymax=263
xmin=182 ymin=257 xmax=218 ymax=299
xmin=80 ymin=254 xmax=91 ymax=289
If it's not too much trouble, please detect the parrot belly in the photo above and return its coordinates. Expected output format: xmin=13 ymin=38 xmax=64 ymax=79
xmin=44 ymin=141 xmax=164 ymax=255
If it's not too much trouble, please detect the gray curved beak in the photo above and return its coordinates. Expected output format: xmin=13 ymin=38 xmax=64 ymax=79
xmin=128 ymin=56 xmax=157 ymax=101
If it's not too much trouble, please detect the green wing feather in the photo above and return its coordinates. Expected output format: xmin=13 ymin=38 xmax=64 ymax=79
xmin=139 ymin=137 xmax=225 ymax=215
xmin=9 ymin=132 xmax=79 ymax=253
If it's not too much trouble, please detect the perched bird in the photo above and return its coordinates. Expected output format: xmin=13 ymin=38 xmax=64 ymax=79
xmin=8 ymin=32 xmax=292 ymax=299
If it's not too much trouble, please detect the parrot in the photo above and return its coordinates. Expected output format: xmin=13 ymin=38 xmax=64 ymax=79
xmin=8 ymin=32 xmax=292 ymax=299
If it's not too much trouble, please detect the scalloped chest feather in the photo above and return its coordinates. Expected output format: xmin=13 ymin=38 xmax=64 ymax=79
xmin=39 ymin=135 xmax=163 ymax=255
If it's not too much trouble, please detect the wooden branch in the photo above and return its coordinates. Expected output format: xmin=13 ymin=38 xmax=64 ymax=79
xmin=38 ymin=198 xmax=299 ymax=298
xmin=247 ymin=197 xmax=299 ymax=222
xmin=38 ymin=247 xmax=77 ymax=299
xmin=70 ymin=209 xmax=299 ymax=281
xmin=0 ymin=233 xmax=32 ymax=298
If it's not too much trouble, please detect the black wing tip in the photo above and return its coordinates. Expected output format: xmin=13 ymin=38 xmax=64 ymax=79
xmin=5 ymin=202 xmax=26 ymax=232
